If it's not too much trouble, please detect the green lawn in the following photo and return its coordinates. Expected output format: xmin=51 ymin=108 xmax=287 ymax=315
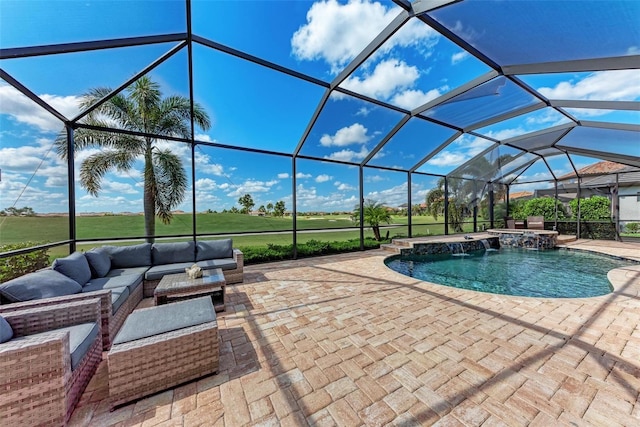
xmin=2 ymin=212 xmax=485 ymax=260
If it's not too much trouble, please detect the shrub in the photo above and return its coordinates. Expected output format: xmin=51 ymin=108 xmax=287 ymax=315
xmin=0 ymin=243 xmax=50 ymax=282
xmin=625 ymin=222 xmax=640 ymax=234
xmin=569 ymin=196 xmax=611 ymax=220
xmin=521 ymin=197 xmax=567 ymax=220
xmin=239 ymin=238 xmax=382 ymax=264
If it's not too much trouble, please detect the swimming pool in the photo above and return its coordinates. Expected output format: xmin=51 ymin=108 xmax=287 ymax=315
xmin=385 ymin=248 xmax=635 ymax=298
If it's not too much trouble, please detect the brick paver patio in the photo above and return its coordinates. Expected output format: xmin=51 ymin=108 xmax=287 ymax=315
xmin=70 ymin=239 xmax=640 ymax=426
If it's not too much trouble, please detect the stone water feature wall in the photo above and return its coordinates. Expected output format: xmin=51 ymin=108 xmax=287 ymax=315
xmin=488 ymin=230 xmax=557 ymax=249
xmin=399 ymin=237 xmax=500 ymax=256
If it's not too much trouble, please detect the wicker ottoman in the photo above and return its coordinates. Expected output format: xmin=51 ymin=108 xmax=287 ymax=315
xmin=107 ymin=297 xmax=219 ymax=409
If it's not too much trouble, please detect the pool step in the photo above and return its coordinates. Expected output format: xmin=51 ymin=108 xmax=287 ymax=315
xmin=381 ymin=243 xmax=403 ymax=254
xmin=557 ymin=234 xmax=577 ymax=244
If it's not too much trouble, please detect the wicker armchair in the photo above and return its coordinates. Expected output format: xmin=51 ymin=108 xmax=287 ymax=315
xmin=0 ymin=299 xmax=102 ymax=426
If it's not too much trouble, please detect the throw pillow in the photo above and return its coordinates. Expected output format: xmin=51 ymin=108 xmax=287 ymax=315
xmin=0 ymin=270 xmax=82 ymax=303
xmin=0 ymin=315 xmax=13 ymax=343
xmin=52 ymin=252 xmax=92 ymax=286
xmin=103 ymin=243 xmax=152 ymax=268
xmin=196 ymin=239 xmax=233 ymax=261
xmin=152 ymin=241 xmax=196 ymax=265
xmin=84 ymin=248 xmax=111 ymax=278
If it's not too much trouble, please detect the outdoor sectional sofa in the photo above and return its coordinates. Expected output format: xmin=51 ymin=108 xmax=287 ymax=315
xmin=0 ymin=239 xmax=243 ymax=350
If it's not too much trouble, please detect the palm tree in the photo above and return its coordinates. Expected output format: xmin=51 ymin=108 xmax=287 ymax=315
xmin=56 ymin=77 xmax=211 ymax=242
xmin=425 ymin=178 xmax=465 ymax=233
xmin=352 ymin=199 xmax=392 ymax=241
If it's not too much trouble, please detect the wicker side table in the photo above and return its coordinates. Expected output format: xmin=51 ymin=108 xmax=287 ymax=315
xmin=108 ymin=297 xmax=219 ymax=409
xmin=154 ymin=269 xmax=226 ymax=312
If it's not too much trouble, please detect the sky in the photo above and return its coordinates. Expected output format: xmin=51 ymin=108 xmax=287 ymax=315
xmin=0 ymin=0 xmax=638 ymax=215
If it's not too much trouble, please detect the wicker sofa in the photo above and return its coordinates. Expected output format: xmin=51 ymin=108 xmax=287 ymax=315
xmin=0 ymin=298 xmax=102 ymax=426
xmin=0 ymin=239 xmax=243 ymax=350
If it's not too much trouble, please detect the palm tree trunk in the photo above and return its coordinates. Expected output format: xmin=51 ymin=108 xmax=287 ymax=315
xmin=373 ymin=226 xmax=381 ymax=241
xmin=143 ymin=143 xmax=156 ymax=243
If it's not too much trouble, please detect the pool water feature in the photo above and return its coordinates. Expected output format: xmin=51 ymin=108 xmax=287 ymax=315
xmin=385 ymin=248 xmax=635 ymax=298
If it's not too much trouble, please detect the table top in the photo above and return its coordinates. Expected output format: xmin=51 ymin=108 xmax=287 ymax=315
xmin=155 ymin=268 xmax=225 ymax=296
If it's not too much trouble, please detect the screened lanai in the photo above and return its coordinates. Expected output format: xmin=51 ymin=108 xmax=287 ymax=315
xmin=1 ymin=0 xmax=639 ymax=256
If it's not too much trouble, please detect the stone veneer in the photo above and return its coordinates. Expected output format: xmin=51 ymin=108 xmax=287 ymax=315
xmin=399 ymin=237 xmax=500 ymax=256
xmin=487 ymin=229 xmax=558 ymax=250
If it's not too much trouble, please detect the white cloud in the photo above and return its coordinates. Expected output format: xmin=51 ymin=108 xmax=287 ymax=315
xmin=365 ymin=174 xmax=386 ymax=183
xmin=451 ymin=51 xmax=470 ymax=64
xmin=390 ymin=87 xmax=443 ymax=110
xmin=0 ymin=83 xmax=79 ymax=133
xmin=324 ymin=145 xmax=370 ymax=162
xmin=315 ymin=174 xmax=332 ymax=183
xmin=101 ymin=181 xmax=138 ymax=195
xmin=365 ymin=182 xmax=408 ymax=207
xmin=295 ymin=183 xmax=358 ymax=211
xmin=225 ymin=179 xmax=278 ymax=198
xmin=428 ymin=151 xmax=467 ymax=167
xmin=356 ymin=107 xmax=370 ymax=117
xmin=341 ymin=59 xmax=419 ymax=100
xmin=278 ymin=172 xmax=290 ymax=179
xmin=320 ymin=123 xmax=370 ymax=147
xmin=296 ymin=172 xmax=312 ymax=179
xmin=335 ymin=182 xmax=356 ymax=191
xmin=291 ymin=0 xmax=399 ymax=73
xmin=537 ymin=70 xmax=640 ymax=101
xmin=195 ymin=178 xmax=218 ymax=192
xmin=194 ymin=151 xmax=226 ymax=176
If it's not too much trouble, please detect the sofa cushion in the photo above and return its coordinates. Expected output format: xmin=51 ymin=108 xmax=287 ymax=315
xmin=59 ymin=322 xmax=99 ymax=370
xmin=113 ymin=297 xmax=215 ymax=345
xmin=103 ymin=243 xmax=152 ymax=268
xmin=196 ymin=239 xmax=233 ymax=261
xmin=105 ymin=266 xmax=150 ymax=278
xmin=0 ymin=315 xmax=13 ymax=343
xmin=108 ymin=287 xmax=130 ymax=315
xmin=84 ymin=274 xmax=142 ymax=294
xmin=84 ymin=248 xmax=111 ymax=278
xmin=152 ymin=241 xmax=196 ymax=265
xmin=196 ymin=259 xmax=237 ymax=271
xmin=145 ymin=262 xmax=195 ymax=281
xmin=14 ymin=322 xmax=99 ymax=370
xmin=0 ymin=270 xmax=82 ymax=303
xmin=52 ymin=252 xmax=92 ymax=286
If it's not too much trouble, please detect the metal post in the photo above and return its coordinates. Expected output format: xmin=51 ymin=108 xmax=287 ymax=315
xmin=614 ymin=173 xmax=620 ymax=241
xmin=67 ymin=126 xmax=76 ymax=253
xmin=407 ymin=172 xmax=412 ymax=238
xmin=444 ymin=177 xmax=449 ymax=235
xmin=554 ymin=180 xmax=558 ymax=231
xmin=488 ymin=183 xmax=494 ymax=229
xmin=359 ymin=166 xmax=364 ymax=250
xmin=576 ymin=181 xmax=581 ymax=239
xmin=292 ymin=157 xmax=297 ymax=259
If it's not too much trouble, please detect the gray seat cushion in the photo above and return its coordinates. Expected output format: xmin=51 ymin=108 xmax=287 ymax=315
xmin=144 ymin=262 xmax=195 ymax=281
xmin=0 ymin=315 xmax=13 ymax=343
xmin=84 ymin=274 xmax=142 ymax=294
xmin=0 ymin=270 xmax=82 ymax=303
xmin=152 ymin=241 xmax=196 ymax=265
xmin=105 ymin=266 xmax=150 ymax=278
xmin=85 ymin=286 xmax=130 ymax=315
xmin=113 ymin=297 xmax=215 ymax=345
xmin=52 ymin=252 xmax=92 ymax=286
xmin=12 ymin=322 xmax=99 ymax=370
xmin=103 ymin=243 xmax=152 ymax=268
xmin=196 ymin=258 xmax=237 ymax=271
xmin=196 ymin=239 xmax=232 ymax=261
xmin=84 ymin=248 xmax=111 ymax=278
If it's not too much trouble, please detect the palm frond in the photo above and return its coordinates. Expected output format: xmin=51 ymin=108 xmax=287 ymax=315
xmin=79 ymin=150 xmax=136 ymax=196
xmin=153 ymin=149 xmax=187 ymax=224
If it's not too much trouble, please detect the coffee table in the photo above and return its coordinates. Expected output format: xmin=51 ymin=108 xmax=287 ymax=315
xmin=154 ymin=268 xmax=226 ymax=312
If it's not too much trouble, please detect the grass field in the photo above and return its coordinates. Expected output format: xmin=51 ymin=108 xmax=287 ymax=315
xmin=1 ymin=212 xmax=486 ymax=260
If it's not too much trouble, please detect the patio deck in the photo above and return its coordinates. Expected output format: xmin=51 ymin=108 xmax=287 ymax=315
xmin=70 ymin=239 xmax=640 ymax=426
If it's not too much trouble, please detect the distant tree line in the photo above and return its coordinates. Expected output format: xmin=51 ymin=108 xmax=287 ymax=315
xmin=0 ymin=206 xmax=36 ymax=217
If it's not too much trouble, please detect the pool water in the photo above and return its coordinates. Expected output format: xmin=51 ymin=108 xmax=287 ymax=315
xmin=385 ymin=248 xmax=635 ymax=298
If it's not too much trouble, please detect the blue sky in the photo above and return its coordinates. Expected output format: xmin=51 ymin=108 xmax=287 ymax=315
xmin=1 ymin=0 xmax=638 ymax=214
